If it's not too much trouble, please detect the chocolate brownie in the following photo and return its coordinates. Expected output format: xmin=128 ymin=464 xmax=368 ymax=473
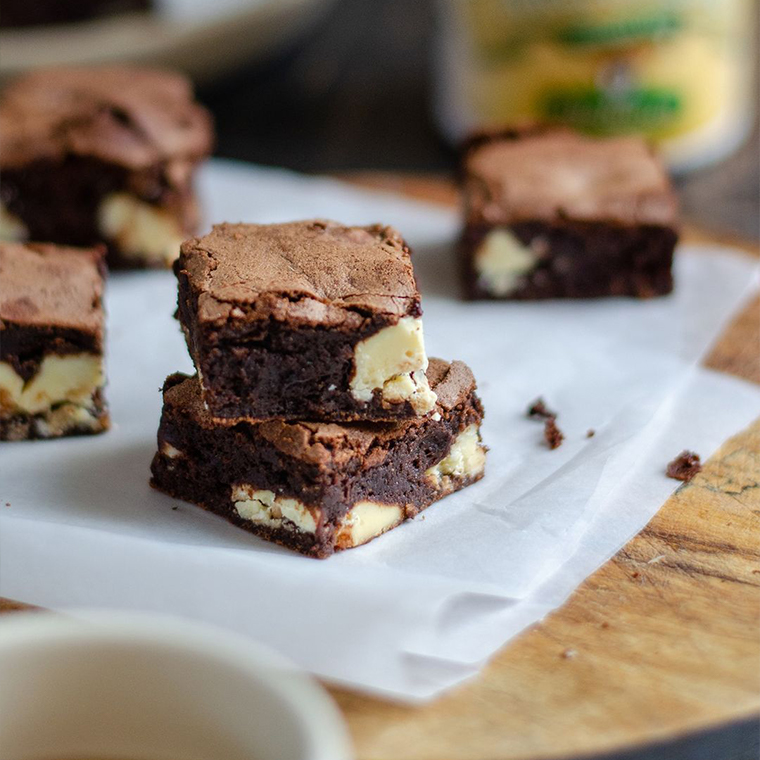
xmin=459 ymin=126 xmax=679 ymax=300
xmin=0 ymin=66 xmax=213 ymax=269
xmin=0 ymin=241 xmax=109 ymax=440
xmin=150 ymin=359 xmax=486 ymax=558
xmin=176 ymin=220 xmax=438 ymax=423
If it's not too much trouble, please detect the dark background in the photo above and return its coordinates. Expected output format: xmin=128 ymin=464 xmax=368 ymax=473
xmin=199 ymin=0 xmax=760 ymax=241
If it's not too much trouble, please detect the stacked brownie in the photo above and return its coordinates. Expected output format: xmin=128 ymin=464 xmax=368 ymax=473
xmin=459 ymin=126 xmax=680 ymax=300
xmin=151 ymin=220 xmax=487 ymax=557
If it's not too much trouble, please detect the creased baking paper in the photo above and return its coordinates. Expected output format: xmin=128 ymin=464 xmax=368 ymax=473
xmin=1 ymin=161 xmax=758 ymax=701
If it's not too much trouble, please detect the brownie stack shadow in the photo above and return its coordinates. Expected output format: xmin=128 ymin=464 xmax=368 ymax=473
xmin=150 ymin=220 xmax=487 ymax=558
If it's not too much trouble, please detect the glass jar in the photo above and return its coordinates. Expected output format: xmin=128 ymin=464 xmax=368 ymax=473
xmin=435 ymin=0 xmax=755 ymax=171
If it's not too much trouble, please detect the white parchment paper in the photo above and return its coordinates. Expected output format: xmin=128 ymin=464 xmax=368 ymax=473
xmin=1 ymin=161 xmax=758 ymax=701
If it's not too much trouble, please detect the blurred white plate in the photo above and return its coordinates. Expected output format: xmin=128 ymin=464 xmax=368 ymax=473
xmin=0 ymin=0 xmax=335 ymax=84
xmin=0 ymin=610 xmax=352 ymax=760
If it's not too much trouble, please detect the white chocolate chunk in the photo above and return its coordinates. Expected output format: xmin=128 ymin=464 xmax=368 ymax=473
xmin=335 ymin=500 xmax=403 ymax=548
xmin=474 ymin=229 xmax=537 ymax=296
xmin=0 ymin=355 xmax=104 ymax=415
xmin=33 ymin=404 xmax=103 ymax=438
xmin=426 ymin=424 xmax=486 ymax=488
xmin=161 ymin=442 xmax=184 ymax=459
xmin=381 ymin=370 xmax=437 ymax=415
xmin=98 ymin=193 xmax=184 ymax=266
xmin=232 ymin=485 xmax=318 ymax=534
xmin=350 ymin=316 xmax=436 ymax=415
xmin=0 ymin=203 xmax=28 ymax=242
xmin=232 ymin=484 xmax=405 ymax=549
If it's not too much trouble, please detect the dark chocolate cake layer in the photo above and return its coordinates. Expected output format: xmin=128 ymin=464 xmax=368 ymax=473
xmin=461 ymin=220 xmax=676 ymax=300
xmin=0 ymin=157 xmax=198 ymax=269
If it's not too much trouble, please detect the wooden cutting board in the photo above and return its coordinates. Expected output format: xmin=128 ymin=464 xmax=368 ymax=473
xmin=2 ymin=174 xmax=758 ymax=760
xmin=326 ymin=174 xmax=760 ymax=760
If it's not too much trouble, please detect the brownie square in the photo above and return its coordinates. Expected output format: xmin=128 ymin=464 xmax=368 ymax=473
xmin=0 ymin=66 xmax=213 ymax=269
xmin=176 ymin=220 xmax=438 ymax=423
xmin=460 ymin=126 xmax=679 ymax=300
xmin=150 ymin=359 xmax=485 ymax=558
xmin=0 ymin=242 xmax=109 ymax=440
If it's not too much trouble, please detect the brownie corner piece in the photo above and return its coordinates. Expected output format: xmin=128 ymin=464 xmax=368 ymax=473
xmin=0 ymin=66 xmax=213 ymax=269
xmin=0 ymin=241 xmax=109 ymax=440
xmin=459 ymin=126 xmax=679 ymax=300
xmin=150 ymin=358 xmax=486 ymax=558
xmin=175 ymin=220 xmax=437 ymax=423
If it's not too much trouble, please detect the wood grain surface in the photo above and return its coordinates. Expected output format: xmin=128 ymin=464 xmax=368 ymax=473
xmin=2 ymin=174 xmax=758 ymax=760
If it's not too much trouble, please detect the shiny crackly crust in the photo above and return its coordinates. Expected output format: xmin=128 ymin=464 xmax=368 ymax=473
xmin=459 ymin=125 xmax=679 ymax=228
xmin=0 ymin=66 xmax=213 ymax=170
xmin=176 ymin=220 xmax=422 ymax=328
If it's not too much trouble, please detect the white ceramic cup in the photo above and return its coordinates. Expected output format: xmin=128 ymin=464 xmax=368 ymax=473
xmin=0 ymin=611 xmax=353 ymax=760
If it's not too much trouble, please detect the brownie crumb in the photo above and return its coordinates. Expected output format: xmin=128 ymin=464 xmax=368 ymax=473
xmin=666 ymin=450 xmax=702 ymax=482
xmin=4 ymin=502 xmax=9 ymax=507
xmin=528 ymin=397 xmax=557 ymax=420
xmin=171 ymin=505 xmax=179 ymax=511
xmin=544 ymin=418 xmax=564 ymax=449
xmin=586 ymin=429 xmax=595 ymax=438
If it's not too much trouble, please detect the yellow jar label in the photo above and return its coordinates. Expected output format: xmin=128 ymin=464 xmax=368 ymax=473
xmin=451 ymin=0 xmax=753 ymax=164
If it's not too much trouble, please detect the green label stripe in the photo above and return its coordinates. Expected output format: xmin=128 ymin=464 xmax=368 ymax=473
xmin=474 ymin=11 xmax=687 ymax=62
xmin=557 ymin=12 xmax=682 ymax=46
xmin=540 ymin=88 xmax=682 ymax=132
